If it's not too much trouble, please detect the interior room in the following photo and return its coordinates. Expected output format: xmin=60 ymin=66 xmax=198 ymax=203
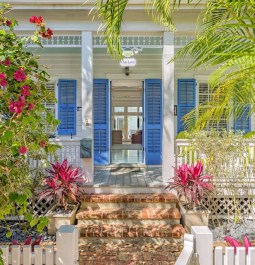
xmin=111 ymin=80 xmax=143 ymax=164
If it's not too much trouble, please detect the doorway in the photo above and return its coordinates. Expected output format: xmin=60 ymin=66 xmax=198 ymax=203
xmin=111 ymin=80 xmax=143 ymax=164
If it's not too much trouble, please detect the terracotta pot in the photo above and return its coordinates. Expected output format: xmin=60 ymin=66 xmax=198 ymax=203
xmin=179 ymin=202 xmax=210 ymax=233
xmin=46 ymin=204 xmax=79 ymax=235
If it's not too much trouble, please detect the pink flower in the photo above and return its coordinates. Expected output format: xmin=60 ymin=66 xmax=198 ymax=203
xmin=21 ymin=85 xmax=30 ymax=96
xmin=40 ymin=28 xmax=54 ymax=39
xmin=14 ymin=68 xmax=26 ymax=82
xmin=29 ymin=16 xmax=43 ymax=25
xmin=1 ymin=60 xmax=11 ymax=66
xmin=0 ymin=79 xmax=7 ymax=87
xmin=9 ymin=101 xmax=22 ymax=114
xmin=28 ymin=103 xmax=35 ymax=110
xmin=18 ymin=146 xmax=28 ymax=155
xmin=40 ymin=140 xmax=46 ymax=148
xmin=19 ymin=96 xmax=26 ymax=108
xmin=0 ymin=73 xmax=7 ymax=87
xmin=5 ymin=20 xmax=12 ymax=26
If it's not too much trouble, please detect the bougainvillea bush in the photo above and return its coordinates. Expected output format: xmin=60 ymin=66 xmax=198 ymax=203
xmin=0 ymin=4 xmax=58 ymax=236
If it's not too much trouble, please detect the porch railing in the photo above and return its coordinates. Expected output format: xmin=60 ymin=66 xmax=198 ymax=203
xmin=0 ymin=225 xmax=79 ymax=265
xmin=49 ymin=139 xmax=82 ymax=168
xmin=175 ymin=139 xmax=255 ymax=167
xmin=176 ymin=226 xmax=255 ymax=265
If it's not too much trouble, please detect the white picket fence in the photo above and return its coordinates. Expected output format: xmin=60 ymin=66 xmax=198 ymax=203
xmin=0 ymin=225 xmax=79 ymax=265
xmin=175 ymin=226 xmax=255 ymax=265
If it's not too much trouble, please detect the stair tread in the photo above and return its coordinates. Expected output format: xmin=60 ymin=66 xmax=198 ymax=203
xmin=80 ymin=193 xmax=178 ymax=203
xmin=76 ymin=207 xmax=181 ymax=220
xmin=78 ymin=223 xmax=185 ymax=238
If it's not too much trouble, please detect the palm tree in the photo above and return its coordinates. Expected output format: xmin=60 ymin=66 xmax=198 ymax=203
xmin=95 ymin=0 xmax=196 ymax=59
xmin=95 ymin=0 xmax=255 ymax=131
xmin=172 ymin=0 xmax=255 ymax=130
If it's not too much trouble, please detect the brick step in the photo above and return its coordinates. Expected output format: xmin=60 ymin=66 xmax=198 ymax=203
xmin=77 ymin=219 xmax=180 ymax=226
xmin=81 ymin=202 xmax=177 ymax=210
xmin=78 ymin=224 xmax=185 ymax=238
xmin=79 ymin=239 xmax=183 ymax=265
xmin=76 ymin=207 xmax=181 ymax=220
xmin=80 ymin=193 xmax=178 ymax=204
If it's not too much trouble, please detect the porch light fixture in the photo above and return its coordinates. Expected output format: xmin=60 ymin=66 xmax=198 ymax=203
xmin=122 ymin=46 xmax=143 ymax=58
xmin=124 ymin=67 xmax=130 ymax=76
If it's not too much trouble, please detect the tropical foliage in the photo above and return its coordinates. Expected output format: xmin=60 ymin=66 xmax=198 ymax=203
xmin=225 ymin=235 xmax=252 ymax=254
xmin=166 ymin=161 xmax=213 ymax=208
xmin=173 ymin=0 xmax=255 ymax=130
xmin=0 ymin=3 xmax=58 ymax=237
xmin=39 ymin=159 xmax=87 ymax=210
xmin=94 ymin=0 xmax=198 ymax=59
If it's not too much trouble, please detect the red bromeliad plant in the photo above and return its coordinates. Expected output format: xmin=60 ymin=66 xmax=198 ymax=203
xmin=12 ymin=236 xmax=42 ymax=251
xmin=166 ymin=161 xmax=213 ymax=208
xmin=225 ymin=235 xmax=252 ymax=254
xmin=39 ymin=159 xmax=87 ymax=210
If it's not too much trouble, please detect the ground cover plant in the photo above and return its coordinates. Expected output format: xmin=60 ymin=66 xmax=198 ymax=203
xmin=0 ymin=3 xmax=58 ymax=250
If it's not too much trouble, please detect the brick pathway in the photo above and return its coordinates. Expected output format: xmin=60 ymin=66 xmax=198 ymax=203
xmin=79 ymin=240 xmax=183 ymax=265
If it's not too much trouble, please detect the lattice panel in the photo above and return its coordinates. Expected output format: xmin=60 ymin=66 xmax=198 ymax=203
xmin=201 ymin=197 xmax=254 ymax=217
xmin=28 ymin=198 xmax=55 ymax=217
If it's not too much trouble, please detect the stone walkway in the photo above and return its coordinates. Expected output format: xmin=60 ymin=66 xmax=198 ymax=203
xmin=79 ymin=240 xmax=182 ymax=265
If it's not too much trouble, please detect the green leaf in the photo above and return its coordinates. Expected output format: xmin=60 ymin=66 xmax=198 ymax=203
xmin=6 ymin=231 xmax=12 ymax=238
xmin=2 ymin=131 xmax=14 ymax=141
xmin=30 ymin=218 xmax=39 ymax=227
xmin=9 ymin=192 xmax=18 ymax=202
xmin=25 ymin=213 xmax=33 ymax=222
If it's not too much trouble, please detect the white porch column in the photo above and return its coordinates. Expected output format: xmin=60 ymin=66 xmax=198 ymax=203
xmin=81 ymin=31 xmax=93 ymax=183
xmin=162 ymin=32 xmax=175 ymax=184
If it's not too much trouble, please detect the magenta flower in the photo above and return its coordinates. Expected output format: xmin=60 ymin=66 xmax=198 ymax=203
xmin=18 ymin=146 xmax=28 ymax=155
xmin=28 ymin=103 xmax=35 ymax=110
xmin=1 ymin=59 xmax=11 ymax=66
xmin=40 ymin=140 xmax=46 ymax=148
xmin=5 ymin=20 xmax=12 ymax=27
xmin=21 ymin=85 xmax=30 ymax=96
xmin=14 ymin=68 xmax=26 ymax=82
xmin=0 ymin=73 xmax=7 ymax=87
xmin=9 ymin=101 xmax=22 ymax=114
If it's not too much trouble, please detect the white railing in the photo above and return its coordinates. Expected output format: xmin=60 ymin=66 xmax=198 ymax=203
xmin=49 ymin=139 xmax=82 ymax=168
xmin=175 ymin=139 xmax=255 ymax=167
xmin=175 ymin=226 xmax=255 ymax=265
xmin=0 ymin=225 xmax=79 ymax=265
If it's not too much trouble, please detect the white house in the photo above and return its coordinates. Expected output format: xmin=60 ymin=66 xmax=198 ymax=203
xmin=4 ymin=0 xmax=253 ymax=186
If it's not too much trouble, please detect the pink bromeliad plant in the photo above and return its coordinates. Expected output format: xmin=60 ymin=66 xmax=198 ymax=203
xmin=166 ymin=161 xmax=213 ymax=209
xmin=39 ymin=159 xmax=87 ymax=210
xmin=225 ymin=235 xmax=252 ymax=254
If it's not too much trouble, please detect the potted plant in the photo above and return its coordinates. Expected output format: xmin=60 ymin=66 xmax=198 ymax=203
xmin=166 ymin=161 xmax=213 ymax=232
xmin=38 ymin=159 xmax=87 ymax=235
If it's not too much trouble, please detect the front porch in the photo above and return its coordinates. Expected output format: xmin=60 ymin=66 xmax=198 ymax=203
xmin=94 ymin=166 xmax=163 ymax=187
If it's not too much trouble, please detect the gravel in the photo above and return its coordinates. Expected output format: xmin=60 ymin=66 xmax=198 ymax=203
xmin=0 ymin=220 xmax=56 ymax=243
xmin=209 ymin=218 xmax=255 ymax=242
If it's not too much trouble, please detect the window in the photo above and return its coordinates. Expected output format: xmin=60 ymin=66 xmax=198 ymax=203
xmin=42 ymin=82 xmax=56 ymax=137
xmin=198 ymin=82 xmax=227 ymax=131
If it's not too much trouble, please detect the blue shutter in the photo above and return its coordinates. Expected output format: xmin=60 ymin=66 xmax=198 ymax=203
xmin=177 ymin=79 xmax=196 ymax=133
xmin=234 ymin=106 xmax=251 ymax=133
xmin=145 ymin=79 xmax=162 ymax=165
xmin=58 ymin=80 xmax=76 ymax=135
xmin=93 ymin=79 xmax=109 ymax=165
